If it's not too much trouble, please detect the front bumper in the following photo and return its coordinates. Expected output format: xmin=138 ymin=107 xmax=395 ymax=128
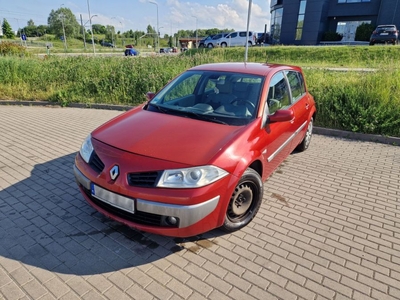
xmin=74 ymin=164 xmax=220 ymax=229
xmin=73 ymin=146 xmax=238 ymax=237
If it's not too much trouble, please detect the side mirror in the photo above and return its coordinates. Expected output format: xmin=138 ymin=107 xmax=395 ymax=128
xmin=146 ymin=92 xmax=156 ymax=101
xmin=268 ymin=109 xmax=294 ymax=123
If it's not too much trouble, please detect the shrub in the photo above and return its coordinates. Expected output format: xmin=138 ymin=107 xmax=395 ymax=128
xmin=0 ymin=41 xmax=28 ymax=56
xmin=355 ymin=23 xmax=375 ymax=41
xmin=321 ymin=32 xmax=343 ymax=41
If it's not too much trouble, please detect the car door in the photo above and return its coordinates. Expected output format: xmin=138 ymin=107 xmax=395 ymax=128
xmin=284 ymin=70 xmax=311 ymax=148
xmin=228 ymin=32 xmax=238 ymax=46
xmin=259 ymin=71 xmax=294 ymax=178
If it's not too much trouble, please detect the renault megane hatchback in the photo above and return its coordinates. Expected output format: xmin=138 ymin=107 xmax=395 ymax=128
xmin=74 ymin=62 xmax=316 ymax=237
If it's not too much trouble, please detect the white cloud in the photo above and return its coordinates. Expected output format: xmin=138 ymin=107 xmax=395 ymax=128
xmin=165 ymin=0 xmax=270 ymax=33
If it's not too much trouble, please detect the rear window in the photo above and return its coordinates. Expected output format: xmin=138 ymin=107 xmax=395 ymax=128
xmin=377 ymin=26 xmax=397 ymax=32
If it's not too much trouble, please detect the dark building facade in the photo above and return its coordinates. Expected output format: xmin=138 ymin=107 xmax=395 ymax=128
xmin=270 ymin=0 xmax=400 ymax=44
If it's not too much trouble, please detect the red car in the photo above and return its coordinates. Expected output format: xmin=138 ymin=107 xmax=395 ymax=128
xmin=74 ymin=63 xmax=316 ymax=237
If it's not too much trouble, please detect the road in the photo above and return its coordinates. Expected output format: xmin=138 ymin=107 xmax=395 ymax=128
xmin=0 ymin=105 xmax=399 ymax=299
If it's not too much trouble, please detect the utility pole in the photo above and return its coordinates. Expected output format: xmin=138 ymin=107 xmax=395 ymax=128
xmin=87 ymin=0 xmax=96 ymax=55
xmin=149 ymin=1 xmax=159 ymax=53
xmin=80 ymin=14 xmax=86 ymax=49
xmin=60 ymin=13 xmax=67 ymax=51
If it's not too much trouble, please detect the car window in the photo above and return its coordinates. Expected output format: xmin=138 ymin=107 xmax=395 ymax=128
xmin=229 ymin=32 xmax=238 ymax=38
xmin=203 ymin=75 xmax=227 ymax=93
xmin=285 ymin=71 xmax=305 ymax=102
xmin=163 ymin=73 xmax=201 ymax=102
xmin=266 ymin=72 xmax=291 ymax=114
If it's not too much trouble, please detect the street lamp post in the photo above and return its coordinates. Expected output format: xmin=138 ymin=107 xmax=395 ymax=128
xmin=60 ymin=4 xmax=67 ymax=51
xmin=14 ymin=18 xmax=23 ymax=46
xmin=120 ymin=21 xmax=124 ymax=47
xmin=60 ymin=14 xmax=67 ymax=51
xmin=111 ymin=17 xmax=117 ymax=50
xmin=192 ymin=15 xmax=198 ymax=48
xmin=87 ymin=0 xmax=96 ymax=55
xmin=149 ymin=1 xmax=159 ymax=53
xmin=244 ymin=0 xmax=253 ymax=62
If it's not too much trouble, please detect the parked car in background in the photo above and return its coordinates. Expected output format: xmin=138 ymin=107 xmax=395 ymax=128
xmin=205 ymin=33 xmax=230 ymax=48
xmin=257 ymin=32 xmax=271 ymax=45
xmin=160 ymin=47 xmax=171 ymax=53
xmin=74 ymin=62 xmax=316 ymax=237
xmin=369 ymin=25 xmax=399 ymax=45
xmin=124 ymin=48 xmax=139 ymax=56
xmin=216 ymin=31 xmax=257 ymax=47
xmin=100 ymin=41 xmax=115 ymax=48
xmin=198 ymin=35 xmax=215 ymax=48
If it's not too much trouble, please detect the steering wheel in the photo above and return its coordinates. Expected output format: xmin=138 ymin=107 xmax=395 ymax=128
xmin=231 ymin=99 xmax=256 ymax=109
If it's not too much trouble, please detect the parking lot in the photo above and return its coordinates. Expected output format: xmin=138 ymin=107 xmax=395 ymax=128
xmin=0 ymin=105 xmax=399 ymax=300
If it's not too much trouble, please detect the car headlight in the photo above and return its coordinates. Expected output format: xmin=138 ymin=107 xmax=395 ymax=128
xmin=80 ymin=134 xmax=93 ymax=163
xmin=157 ymin=166 xmax=228 ymax=188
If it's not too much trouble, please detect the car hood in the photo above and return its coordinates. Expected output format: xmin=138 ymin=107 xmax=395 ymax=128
xmin=92 ymin=108 xmax=246 ymax=166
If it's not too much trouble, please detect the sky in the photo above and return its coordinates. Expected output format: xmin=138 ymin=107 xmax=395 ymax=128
xmin=1 ymin=0 xmax=271 ymax=36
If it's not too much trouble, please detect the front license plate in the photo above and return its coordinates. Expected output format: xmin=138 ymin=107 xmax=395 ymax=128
xmin=91 ymin=183 xmax=135 ymax=213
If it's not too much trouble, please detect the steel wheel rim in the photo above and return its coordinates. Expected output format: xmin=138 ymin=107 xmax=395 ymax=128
xmin=305 ymin=119 xmax=313 ymax=147
xmin=227 ymin=182 xmax=258 ymax=222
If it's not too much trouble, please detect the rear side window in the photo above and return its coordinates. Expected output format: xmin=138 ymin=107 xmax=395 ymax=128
xmin=285 ymin=71 xmax=305 ymax=102
xmin=239 ymin=31 xmax=253 ymax=37
xmin=267 ymin=72 xmax=291 ymax=114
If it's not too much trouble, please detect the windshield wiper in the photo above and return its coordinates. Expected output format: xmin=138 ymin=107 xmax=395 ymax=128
xmin=183 ymin=110 xmax=228 ymax=125
xmin=148 ymin=102 xmax=169 ymax=113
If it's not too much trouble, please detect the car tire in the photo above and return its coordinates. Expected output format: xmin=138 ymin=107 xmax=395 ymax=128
xmin=221 ymin=42 xmax=227 ymax=48
xmin=222 ymin=168 xmax=263 ymax=232
xmin=207 ymin=43 xmax=214 ymax=48
xmin=248 ymin=41 xmax=253 ymax=47
xmin=296 ymin=117 xmax=313 ymax=152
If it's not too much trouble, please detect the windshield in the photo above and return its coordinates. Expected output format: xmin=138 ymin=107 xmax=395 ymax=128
xmin=147 ymin=70 xmax=264 ymax=126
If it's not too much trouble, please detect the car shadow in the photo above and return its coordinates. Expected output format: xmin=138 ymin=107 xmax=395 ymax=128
xmin=0 ymin=153 xmax=227 ymax=276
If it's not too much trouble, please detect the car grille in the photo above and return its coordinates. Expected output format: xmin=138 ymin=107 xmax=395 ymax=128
xmin=128 ymin=171 xmax=161 ymax=187
xmin=82 ymin=186 xmax=173 ymax=227
xmin=89 ymin=151 xmax=105 ymax=173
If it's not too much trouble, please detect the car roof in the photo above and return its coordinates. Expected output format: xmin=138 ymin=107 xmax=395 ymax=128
xmin=189 ymin=62 xmax=301 ymax=76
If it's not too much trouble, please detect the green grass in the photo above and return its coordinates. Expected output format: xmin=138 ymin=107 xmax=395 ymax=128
xmin=1 ymin=44 xmax=400 ymax=136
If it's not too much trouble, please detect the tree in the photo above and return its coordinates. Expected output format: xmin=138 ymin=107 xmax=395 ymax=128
xmin=92 ymin=24 xmax=107 ymax=34
xmin=47 ymin=7 xmax=80 ymax=38
xmin=355 ymin=23 xmax=375 ymax=41
xmin=36 ymin=25 xmax=49 ymax=37
xmin=2 ymin=18 xmax=15 ymax=39
xmin=147 ymin=24 xmax=156 ymax=35
xmin=105 ymin=25 xmax=115 ymax=42
xmin=22 ymin=19 xmax=38 ymax=37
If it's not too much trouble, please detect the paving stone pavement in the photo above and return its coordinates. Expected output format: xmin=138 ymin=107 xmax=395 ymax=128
xmin=0 ymin=105 xmax=399 ymax=300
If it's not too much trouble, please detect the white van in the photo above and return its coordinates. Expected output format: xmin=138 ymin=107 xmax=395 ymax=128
xmin=216 ymin=31 xmax=257 ymax=47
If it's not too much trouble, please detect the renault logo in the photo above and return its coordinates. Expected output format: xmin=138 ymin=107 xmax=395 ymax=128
xmin=110 ymin=165 xmax=119 ymax=180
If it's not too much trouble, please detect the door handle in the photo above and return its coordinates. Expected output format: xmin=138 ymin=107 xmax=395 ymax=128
xmin=305 ymin=103 xmax=310 ymax=110
xmin=290 ymin=117 xmax=295 ymax=124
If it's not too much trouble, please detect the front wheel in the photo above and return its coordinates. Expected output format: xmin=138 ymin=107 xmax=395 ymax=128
xmin=221 ymin=42 xmax=227 ymax=48
xmin=222 ymin=168 xmax=263 ymax=232
xmin=296 ymin=117 xmax=313 ymax=152
xmin=207 ymin=43 xmax=214 ymax=48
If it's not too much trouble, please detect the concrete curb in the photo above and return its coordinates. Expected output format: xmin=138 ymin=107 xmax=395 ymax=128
xmin=1 ymin=100 xmax=399 ymax=146
xmin=0 ymin=100 xmax=132 ymax=111
xmin=313 ymin=127 xmax=400 ymax=146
